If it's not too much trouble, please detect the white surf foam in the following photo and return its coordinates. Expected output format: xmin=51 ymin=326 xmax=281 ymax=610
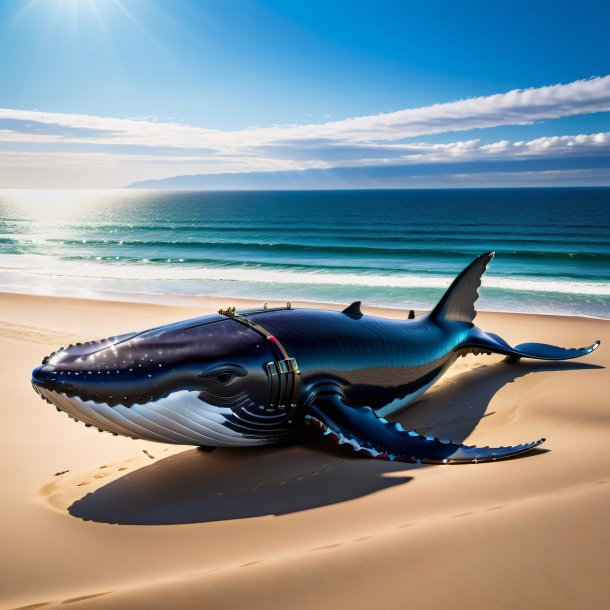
xmin=1 ymin=254 xmax=609 ymax=296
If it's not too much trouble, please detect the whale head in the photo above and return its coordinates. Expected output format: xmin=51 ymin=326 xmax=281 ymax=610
xmin=32 ymin=314 xmax=297 ymax=446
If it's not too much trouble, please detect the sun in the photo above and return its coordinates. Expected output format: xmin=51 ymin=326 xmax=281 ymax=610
xmin=14 ymin=0 xmax=146 ymax=36
xmin=8 ymin=0 xmax=156 ymax=71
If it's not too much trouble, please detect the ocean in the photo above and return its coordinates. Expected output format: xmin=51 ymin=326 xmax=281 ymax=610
xmin=0 ymin=188 xmax=609 ymax=318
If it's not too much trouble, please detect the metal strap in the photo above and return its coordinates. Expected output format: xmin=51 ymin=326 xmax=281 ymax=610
xmin=231 ymin=314 xmax=290 ymax=360
xmin=218 ymin=309 xmax=300 ymax=411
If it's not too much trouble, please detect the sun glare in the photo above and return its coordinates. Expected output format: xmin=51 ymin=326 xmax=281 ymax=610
xmin=16 ymin=0 xmax=147 ymax=39
xmin=0 ymin=189 xmax=131 ymax=219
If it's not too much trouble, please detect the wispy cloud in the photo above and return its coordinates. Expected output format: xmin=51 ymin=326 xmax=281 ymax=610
xmin=3 ymin=131 xmax=607 ymax=167
xmin=256 ymin=133 xmax=610 ymax=165
xmin=1 ymin=76 xmax=609 ymax=151
xmin=1 ymin=132 xmax=608 ymax=188
xmin=0 ymin=76 xmax=609 ymax=186
xmin=275 ymin=75 xmax=610 ymax=142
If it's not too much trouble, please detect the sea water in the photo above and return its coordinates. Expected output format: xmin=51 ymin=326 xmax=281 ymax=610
xmin=0 ymin=188 xmax=609 ymax=318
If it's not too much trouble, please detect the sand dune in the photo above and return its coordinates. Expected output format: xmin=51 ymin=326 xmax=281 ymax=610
xmin=0 ymin=292 xmax=608 ymax=609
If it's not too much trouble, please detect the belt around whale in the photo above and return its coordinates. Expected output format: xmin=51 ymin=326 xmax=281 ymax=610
xmin=218 ymin=307 xmax=300 ymax=415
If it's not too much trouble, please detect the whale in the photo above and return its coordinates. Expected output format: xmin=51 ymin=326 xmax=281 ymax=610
xmin=31 ymin=252 xmax=600 ymax=464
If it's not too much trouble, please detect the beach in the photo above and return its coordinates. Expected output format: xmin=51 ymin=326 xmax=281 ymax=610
xmin=2 ymin=0 xmax=609 ymax=606
xmin=1 ymin=291 xmax=608 ymax=609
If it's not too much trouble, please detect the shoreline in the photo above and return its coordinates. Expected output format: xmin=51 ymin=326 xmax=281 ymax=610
xmin=1 ymin=287 xmax=608 ymax=322
xmin=1 ymin=291 xmax=609 ymax=609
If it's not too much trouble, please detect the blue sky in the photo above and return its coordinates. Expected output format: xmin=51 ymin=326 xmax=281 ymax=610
xmin=0 ymin=0 xmax=609 ymax=187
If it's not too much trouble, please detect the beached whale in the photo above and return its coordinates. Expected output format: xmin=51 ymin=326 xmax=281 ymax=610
xmin=31 ymin=252 xmax=599 ymax=464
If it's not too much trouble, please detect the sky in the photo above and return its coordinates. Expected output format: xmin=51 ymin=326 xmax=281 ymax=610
xmin=0 ymin=0 xmax=609 ymax=188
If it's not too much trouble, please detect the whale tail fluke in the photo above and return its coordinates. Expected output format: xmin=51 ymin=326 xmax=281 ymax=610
xmin=465 ymin=328 xmax=600 ymax=361
xmin=430 ymin=251 xmax=494 ymax=324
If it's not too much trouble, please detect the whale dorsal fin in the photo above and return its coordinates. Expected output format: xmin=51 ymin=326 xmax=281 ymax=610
xmin=430 ymin=252 xmax=494 ymax=324
xmin=342 ymin=301 xmax=363 ymax=319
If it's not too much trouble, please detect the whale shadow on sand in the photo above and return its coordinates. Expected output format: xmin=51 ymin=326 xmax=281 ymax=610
xmin=69 ymin=360 xmax=601 ymax=525
xmin=69 ymin=444 xmax=413 ymax=525
xmin=394 ymin=360 xmax=603 ymax=443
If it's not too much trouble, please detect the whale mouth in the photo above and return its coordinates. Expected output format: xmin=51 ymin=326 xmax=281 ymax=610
xmin=32 ymin=384 xmax=270 ymax=447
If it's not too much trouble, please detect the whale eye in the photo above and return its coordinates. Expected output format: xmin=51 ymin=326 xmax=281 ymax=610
xmin=215 ymin=372 xmax=233 ymax=385
xmin=199 ymin=364 xmax=247 ymax=384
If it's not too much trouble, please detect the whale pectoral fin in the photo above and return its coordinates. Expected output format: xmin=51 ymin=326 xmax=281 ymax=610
xmin=467 ymin=329 xmax=600 ymax=362
xmin=305 ymin=393 xmax=544 ymax=464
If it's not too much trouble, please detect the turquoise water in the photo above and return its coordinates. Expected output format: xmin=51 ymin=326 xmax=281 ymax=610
xmin=0 ymin=188 xmax=609 ymax=317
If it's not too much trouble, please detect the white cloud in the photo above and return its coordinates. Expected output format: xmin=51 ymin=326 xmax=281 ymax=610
xmin=261 ymin=132 xmax=610 ymax=166
xmin=1 ymin=132 xmax=608 ymax=188
xmin=0 ymin=151 xmax=330 ymax=188
xmin=286 ymin=76 xmax=610 ymax=142
xmin=0 ymin=76 xmax=609 ymax=153
xmin=0 ymin=76 xmax=609 ymax=186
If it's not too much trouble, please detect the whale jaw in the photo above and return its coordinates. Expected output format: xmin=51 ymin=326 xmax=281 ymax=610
xmin=32 ymin=385 xmax=275 ymax=447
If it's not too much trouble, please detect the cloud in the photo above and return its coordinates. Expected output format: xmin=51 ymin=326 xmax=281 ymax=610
xmin=0 ymin=118 xmax=117 ymax=138
xmin=1 ymin=132 xmax=608 ymax=172
xmin=0 ymin=76 xmax=609 ymax=186
xmin=1 ymin=133 xmax=608 ymax=189
xmin=255 ymin=133 xmax=610 ymax=164
xmin=281 ymin=76 xmax=610 ymax=142
xmin=0 ymin=151 xmax=329 ymax=188
xmin=0 ymin=76 xmax=609 ymax=154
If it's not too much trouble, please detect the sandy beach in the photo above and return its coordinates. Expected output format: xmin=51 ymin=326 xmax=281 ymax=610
xmin=1 ymin=291 xmax=608 ymax=610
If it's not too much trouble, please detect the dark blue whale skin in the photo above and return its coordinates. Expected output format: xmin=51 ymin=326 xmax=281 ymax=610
xmin=31 ymin=252 xmax=600 ymax=464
